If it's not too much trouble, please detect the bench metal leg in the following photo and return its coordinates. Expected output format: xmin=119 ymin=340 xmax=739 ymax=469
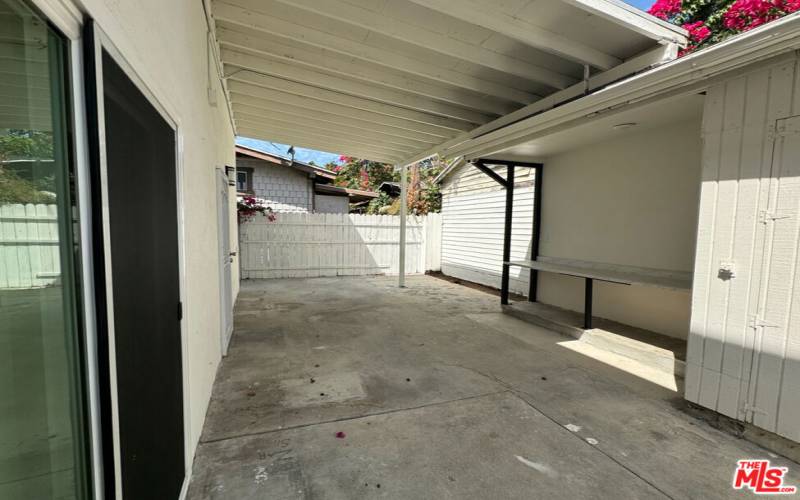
xmin=584 ymin=278 xmax=593 ymax=329
xmin=500 ymin=165 xmax=515 ymax=306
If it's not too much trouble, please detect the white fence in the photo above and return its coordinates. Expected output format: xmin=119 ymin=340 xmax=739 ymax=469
xmin=240 ymin=213 xmax=441 ymax=279
xmin=1 ymin=204 xmax=61 ymax=289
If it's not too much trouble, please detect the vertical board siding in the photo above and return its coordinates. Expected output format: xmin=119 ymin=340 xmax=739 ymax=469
xmin=686 ymin=54 xmax=800 ymax=441
xmin=0 ymin=204 xmax=60 ymax=289
xmin=440 ymin=162 xmax=535 ymax=295
xmin=239 ymin=213 xmax=441 ymax=278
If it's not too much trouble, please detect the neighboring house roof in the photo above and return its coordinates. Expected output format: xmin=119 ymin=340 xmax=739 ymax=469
xmin=378 ymin=182 xmax=401 ymax=197
xmin=379 ymin=180 xmax=435 ymax=195
xmin=235 ymin=144 xmax=337 ymax=181
xmin=315 ymin=184 xmax=378 ymax=203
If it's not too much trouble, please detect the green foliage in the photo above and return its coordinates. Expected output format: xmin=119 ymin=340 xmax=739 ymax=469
xmin=366 ymin=191 xmax=393 ymax=215
xmin=331 ymin=156 xmax=398 ymax=191
xmin=0 ymin=169 xmax=56 ymax=204
xmin=0 ymin=130 xmax=56 ymax=204
xmin=0 ymin=130 xmax=54 ymax=162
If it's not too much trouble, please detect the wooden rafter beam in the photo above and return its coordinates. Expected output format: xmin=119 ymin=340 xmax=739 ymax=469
xmin=213 ymin=1 xmax=542 ymax=103
xmin=267 ymin=0 xmax=576 ymax=90
xmin=405 ymin=0 xmax=621 ymax=69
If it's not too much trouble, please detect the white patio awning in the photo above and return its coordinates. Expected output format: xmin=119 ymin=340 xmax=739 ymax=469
xmin=212 ymin=0 xmax=687 ymax=165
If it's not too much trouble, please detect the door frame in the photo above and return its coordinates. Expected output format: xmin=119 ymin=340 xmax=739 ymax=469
xmin=217 ymin=167 xmax=234 ymax=355
xmin=82 ymin=21 xmax=193 ymax=500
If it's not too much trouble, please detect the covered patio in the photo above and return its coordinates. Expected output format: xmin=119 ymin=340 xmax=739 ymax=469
xmin=186 ymin=276 xmax=798 ymax=499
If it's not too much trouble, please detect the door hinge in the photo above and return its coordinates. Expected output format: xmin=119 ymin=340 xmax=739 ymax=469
xmin=178 ymin=301 xmax=183 ymax=321
xmin=758 ymin=210 xmax=792 ymax=224
xmin=749 ymin=315 xmax=779 ymax=330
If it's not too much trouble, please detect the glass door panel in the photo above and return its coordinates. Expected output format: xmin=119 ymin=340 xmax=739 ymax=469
xmin=0 ymin=1 xmax=90 ymax=498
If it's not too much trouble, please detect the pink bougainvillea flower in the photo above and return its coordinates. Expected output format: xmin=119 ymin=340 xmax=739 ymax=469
xmin=338 ymin=155 xmax=351 ymax=163
xmin=723 ymin=0 xmax=785 ymax=32
xmin=683 ymin=21 xmax=711 ymax=43
xmin=648 ymin=0 xmax=681 ymax=20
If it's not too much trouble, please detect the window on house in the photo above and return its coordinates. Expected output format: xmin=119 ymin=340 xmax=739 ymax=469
xmin=235 ymin=167 xmax=253 ymax=193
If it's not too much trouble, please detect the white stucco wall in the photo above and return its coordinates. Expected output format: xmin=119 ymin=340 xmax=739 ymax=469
xmin=75 ymin=0 xmax=236 ymax=481
xmin=239 ymin=157 xmax=313 ymax=213
xmin=315 ymin=194 xmax=350 ymax=213
xmin=537 ymin=119 xmax=702 ymax=339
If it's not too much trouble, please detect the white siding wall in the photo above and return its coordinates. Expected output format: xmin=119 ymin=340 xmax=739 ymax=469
xmin=685 ymin=54 xmax=800 ymax=442
xmin=240 ymin=158 xmax=313 ymax=213
xmin=440 ymin=163 xmax=534 ymax=294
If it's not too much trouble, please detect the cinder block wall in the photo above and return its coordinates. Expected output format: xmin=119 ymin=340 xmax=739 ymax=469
xmin=240 ymin=158 xmax=313 ymax=212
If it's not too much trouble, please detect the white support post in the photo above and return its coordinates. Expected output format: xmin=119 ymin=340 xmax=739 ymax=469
xmin=398 ymin=162 xmax=407 ymax=287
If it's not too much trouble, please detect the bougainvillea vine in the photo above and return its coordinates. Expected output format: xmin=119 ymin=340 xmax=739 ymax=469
xmin=647 ymin=0 xmax=799 ymax=55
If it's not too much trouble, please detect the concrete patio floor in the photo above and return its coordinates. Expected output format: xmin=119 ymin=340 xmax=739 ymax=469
xmin=187 ymin=275 xmax=799 ymax=499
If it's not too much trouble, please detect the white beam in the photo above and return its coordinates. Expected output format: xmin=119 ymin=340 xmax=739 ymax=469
xmin=233 ymin=106 xmax=437 ymax=151
xmin=228 ymin=82 xmax=457 ymax=140
xmin=235 ymin=119 xmax=414 ymax=157
xmin=405 ymin=0 xmax=621 ymax=69
xmin=214 ymin=1 xmax=539 ymax=103
xmin=398 ymin=162 xmax=407 ymax=287
xmin=560 ymin=0 xmax=687 ymax=45
xmin=227 ymin=71 xmax=475 ymax=133
xmin=268 ymin=0 xmax=576 ymax=90
xmin=397 ymin=44 xmax=681 ymax=165
xmin=445 ymin=15 xmax=800 ymax=159
xmin=230 ymin=97 xmax=442 ymax=146
xmin=218 ymin=26 xmax=527 ymax=110
xmin=237 ymin=127 xmax=403 ymax=164
xmin=223 ymin=49 xmax=494 ymax=124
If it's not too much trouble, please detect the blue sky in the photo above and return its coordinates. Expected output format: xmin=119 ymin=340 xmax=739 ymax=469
xmin=237 ymin=0 xmax=653 ymax=165
xmin=623 ymin=0 xmax=653 ymax=10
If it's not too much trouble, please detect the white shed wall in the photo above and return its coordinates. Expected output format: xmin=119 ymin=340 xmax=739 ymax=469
xmin=685 ymin=54 xmax=800 ymax=442
xmin=440 ymin=162 xmax=535 ymax=294
xmin=538 ymin=119 xmax=702 ymax=339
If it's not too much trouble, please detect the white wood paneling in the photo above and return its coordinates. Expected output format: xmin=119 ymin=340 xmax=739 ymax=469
xmin=239 ymin=213 xmax=440 ymax=278
xmin=440 ymin=162 xmax=535 ymax=294
xmin=686 ymin=55 xmax=800 ymax=442
xmin=0 ymin=204 xmax=60 ymax=289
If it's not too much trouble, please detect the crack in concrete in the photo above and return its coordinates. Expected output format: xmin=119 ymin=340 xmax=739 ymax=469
xmin=198 ymin=389 xmax=510 ymax=446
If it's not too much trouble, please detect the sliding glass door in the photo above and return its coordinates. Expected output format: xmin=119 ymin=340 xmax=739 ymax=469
xmin=0 ymin=1 xmax=91 ymax=498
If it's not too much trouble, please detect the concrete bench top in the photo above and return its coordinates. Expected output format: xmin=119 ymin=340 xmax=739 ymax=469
xmin=507 ymin=259 xmax=692 ymax=291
